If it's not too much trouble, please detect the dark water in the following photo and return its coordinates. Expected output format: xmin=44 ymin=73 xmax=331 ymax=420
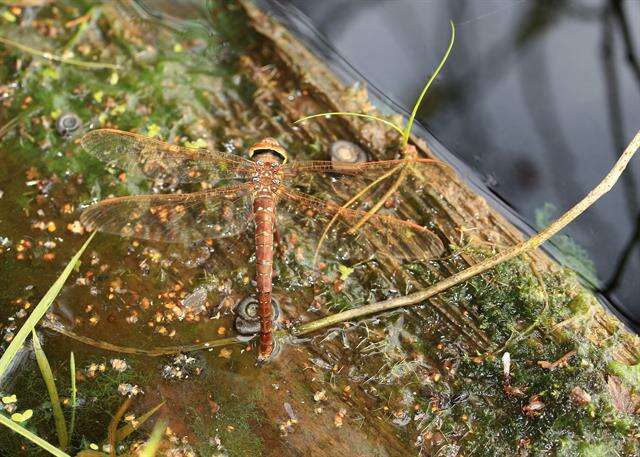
xmin=265 ymin=0 xmax=640 ymax=330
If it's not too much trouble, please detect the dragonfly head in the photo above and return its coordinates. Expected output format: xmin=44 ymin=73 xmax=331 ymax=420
xmin=248 ymin=137 xmax=288 ymax=165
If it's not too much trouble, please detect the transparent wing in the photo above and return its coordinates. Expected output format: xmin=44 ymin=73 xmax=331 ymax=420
xmin=283 ymin=157 xmax=447 ymax=179
xmin=277 ymin=187 xmax=444 ymax=267
xmin=282 ymin=157 xmax=450 ymax=222
xmin=80 ymin=185 xmax=254 ymax=243
xmin=81 ymin=129 xmax=256 ymax=184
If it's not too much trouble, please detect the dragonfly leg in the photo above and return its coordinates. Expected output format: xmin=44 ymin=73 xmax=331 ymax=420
xmin=273 ymin=227 xmax=285 ymax=257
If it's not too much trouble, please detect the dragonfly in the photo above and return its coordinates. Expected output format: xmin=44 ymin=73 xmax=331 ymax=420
xmin=79 ymin=129 xmax=447 ymax=360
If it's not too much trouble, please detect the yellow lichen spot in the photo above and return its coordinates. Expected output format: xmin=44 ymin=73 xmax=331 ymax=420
xmin=2 ymin=394 xmax=17 ymax=404
xmin=93 ymin=90 xmax=104 ymax=103
xmin=46 ymin=221 xmax=56 ymax=232
xmin=184 ymin=138 xmax=208 ymax=149
xmin=109 ymin=71 xmax=119 ymax=85
xmin=146 ymin=123 xmax=162 ymax=138
xmin=1 ymin=10 xmax=16 ymax=22
xmin=338 ymin=264 xmax=354 ymax=281
xmin=42 ymin=67 xmax=59 ymax=80
xmin=173 ymin=43 xmax=183 ymax=53
xmin=111 ymin=103 xmax=126 ymax=115
xmin=89 ymin=443 xmax=99 ymax=450
xmin=50 ymin=109 xmax=61 ymax=120
xmin=11 ymin=409 xmax=33 ymax=423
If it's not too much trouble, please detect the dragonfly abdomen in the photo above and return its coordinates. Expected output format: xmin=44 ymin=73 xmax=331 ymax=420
xmin=253 ymin=193 xmax=276 ymax=358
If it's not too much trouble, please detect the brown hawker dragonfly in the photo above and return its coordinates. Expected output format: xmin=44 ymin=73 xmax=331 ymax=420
xmin=80 ymin=129 xmax=446 ymax=359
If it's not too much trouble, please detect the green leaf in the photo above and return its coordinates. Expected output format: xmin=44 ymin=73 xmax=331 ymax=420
xmin=69 ymin=352 xmax=77 ymax=441
xmin=115 ymin=401 xmax=165 ymax=442
xmin=146 ymin=123 xmax=162 ymax=138
xmin=608 ymin=360 xmax=640 ymax=387
xmin=32 ymin=330 xmax=68 ymax=450
xmin=140 ymin=421 xmax=166 ymax=457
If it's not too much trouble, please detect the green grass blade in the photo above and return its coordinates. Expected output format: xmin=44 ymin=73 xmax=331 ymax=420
xmin=115 ymin=401 xmax=165 ymax=442
xmin=140 ymin=421 xmax=166 ymax=457
xmin=69 ymin=352 xmax=77 ymax=442
xmin=0 ymin=232 xmax=95 ymax=378
xmin=32 ymin=330 xmax=68 ymax=450
xmin=294 ymin=112 xmax=404 ymax=136
xmin=0 ymin=413 xmax=71 ymax=457
xmin=402 ymin=20 xmax=456 ymax=146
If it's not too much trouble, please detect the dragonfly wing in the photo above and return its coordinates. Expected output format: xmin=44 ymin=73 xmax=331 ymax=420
xmin=81 ymin=185 xmax=254 ymax=243
xmin=277 ymin=188 xmax=444 ymax=267
xmin=284 ymin=157 xmax=448 ymax=179
xmin=81 ymin=129 xmax=255 ymax=184
xmin=283 ymin=158 xmax=450 ymax=218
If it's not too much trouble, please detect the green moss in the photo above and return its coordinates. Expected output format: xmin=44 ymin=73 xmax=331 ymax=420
xmin=608 ymin=360 xmax=640 ymax=386
xmin=189 ymin=390 xmax=263 ymax=457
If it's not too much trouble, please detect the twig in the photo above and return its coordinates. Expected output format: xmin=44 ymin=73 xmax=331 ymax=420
xmin=0 ymin=35 xmax=121 ymax=70
xmin=294 ymin=131 xmax=640 ymax=336
xmin=41 ymin=318 xmax=248 ymax=355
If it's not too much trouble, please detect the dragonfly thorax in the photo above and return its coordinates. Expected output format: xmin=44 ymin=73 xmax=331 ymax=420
xmin=250 ymin=153 xmax=284 ymax=195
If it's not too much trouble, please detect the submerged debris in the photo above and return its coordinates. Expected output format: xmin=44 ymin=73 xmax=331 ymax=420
xmin=161 ymin=354 xmax=204 ymax=380
xmin=537 ymin=350 xmax=576 ymax=370
xmin=522 ymin=395 xmax=546 ymax=416
xmin=110 ymin=358 xmax=128 ymax=372
xmin=180 ymin=285 xmax=210 ymax=315
xmin=570 ymin=386 xmax=592 ymax=406
xmin=118 ymin=383 xmax=143 ymax=397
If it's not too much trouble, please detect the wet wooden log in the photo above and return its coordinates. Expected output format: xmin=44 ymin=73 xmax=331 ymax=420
xmin=222 ymin=1 xmax=640 ymax=455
